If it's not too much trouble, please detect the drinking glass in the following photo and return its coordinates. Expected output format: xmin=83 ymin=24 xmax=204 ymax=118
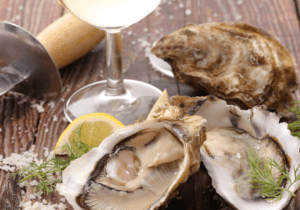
xmin=58 ymin=0 xmax=162 ymax=125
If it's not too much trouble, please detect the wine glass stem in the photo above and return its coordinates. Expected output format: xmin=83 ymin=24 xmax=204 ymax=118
xmin=105 ymin=31 xmax=126 ymax=96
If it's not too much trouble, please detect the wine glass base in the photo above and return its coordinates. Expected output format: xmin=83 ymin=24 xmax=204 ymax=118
xmin=64 ymin=79 xmax=162 ymax=125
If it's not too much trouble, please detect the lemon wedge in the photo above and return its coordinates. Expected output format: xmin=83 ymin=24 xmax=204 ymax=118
xmin=54 ymin=113 xmax=124 ymax=155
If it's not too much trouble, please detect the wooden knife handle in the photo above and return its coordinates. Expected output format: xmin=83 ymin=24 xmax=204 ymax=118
xmin=36 ymin=13 xmax=105 ymax=69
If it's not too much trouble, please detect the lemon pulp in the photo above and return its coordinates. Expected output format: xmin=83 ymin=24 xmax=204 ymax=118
xmin=69 ymin=121 xmax=114 ymax=148
xmin=55 ymin=113 xmax=123 ymax=154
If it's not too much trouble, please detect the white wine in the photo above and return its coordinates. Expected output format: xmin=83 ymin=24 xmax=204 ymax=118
xmin=59 ymin=0 xmax=161 ymax=29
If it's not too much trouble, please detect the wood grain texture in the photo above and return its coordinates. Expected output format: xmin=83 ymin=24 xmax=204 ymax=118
xmin=1 ymin=0 xmax=300 ymax=209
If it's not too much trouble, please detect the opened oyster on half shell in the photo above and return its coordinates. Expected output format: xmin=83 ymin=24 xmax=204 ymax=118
xmin=151 ymin=22 xmax=299 ymax=115
xmin=57 ymin=106 xmax=206 ymax=210
xmin=171 ymin=95 xmax=300 ymax=210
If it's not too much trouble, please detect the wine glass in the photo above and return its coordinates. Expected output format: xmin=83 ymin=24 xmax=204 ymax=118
xmin=58 ymin=0 xmax=162 ymax=125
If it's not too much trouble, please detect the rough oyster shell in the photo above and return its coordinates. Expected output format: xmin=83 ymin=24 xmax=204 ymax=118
xmin=171 ymin=95 xmax=300 ymax=210
xmin=57 ymin=107 xmax=206 ymax=210
xmin=151 ymin=22 xmax=299 ymax=114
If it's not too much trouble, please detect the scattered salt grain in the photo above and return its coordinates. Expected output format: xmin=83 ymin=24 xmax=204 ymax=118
xmin=169 ymin=15 xmax=174 ymax=20
xmin=42 ymin=199 xmax=48 ymax=205
xmin=48 ymin=101 xmax=56 ymax=108
xmin=29 ymin=194 xmax=36 ymax=200
xmin=185 ymin=9 xmax=192 ymax=16
xmin=127 ymin=30 xmax=133 ymax=36
xmin=178 ymin=3 xmax=184 ymax=8
xmin=62 ymin=117 xmax=69 ymax=122
xmin=19 ymin=5 xmax=23 ymax=10
xmin=45 ymin=128 xmax=49 ymax=133
xmin=58 ymin=202 xmax=67 ymax=210
xmin=236 ymin=153 xmax=241 ymax=159
xmin=19 ymin=180 xmax=28 ymax=188
xmin=30 ymin=180 xmax=39 ymax=186
xmin=44 ymin=150 xmax=50 ymax=157
xmin=131 ymin=40 xmax=136 ymax=45
xmin=236 ymin=15 xmax=242 ymax=21
xmin=143 ymin=28 xmax=148 ymax=32
xmin=237 ymin=0 xmax=243 ymax=5
xmin=31 ymin=102 xmax=45 ymax=113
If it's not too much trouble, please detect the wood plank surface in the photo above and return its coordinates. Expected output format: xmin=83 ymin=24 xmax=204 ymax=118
xmin=1 ymin=0 xmax=300 ymax=209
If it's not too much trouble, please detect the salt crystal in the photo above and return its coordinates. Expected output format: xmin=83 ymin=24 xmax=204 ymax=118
xmin=62 ymin=117 xmax=69 ymax=122
xmin=169 ymin=15 xmax=174 ymax=20
xmin=127 ymin=30 xmax=133 ymax=36
xmin=19 ymin=5 xmax=23 ymax=10
xmin=31 ymin=103 xmax=44 ymax=113
xmin=7 ymin=7 xmax=12 ymax=12
xmin=44 ymin=150 xmax=50 ymax=157
xmin=237 ymin=0 xmax=243 ymax=5
xmin=45 ymin=128 xmax=49 ymax=133
xmin=30 ymin=180 xmax=39 ymax=186
xmin=23 ymin=201 xmax=32 ymax=208
xmin=19 ymin=180 xmax=28 ymax=188
xmin=16 ymin=15 xmax=20 ymax=20
xmin=58 ymin=202 xmax=67 ymax=210
xmin=185 ymin=9 xmax=192 ymax=16
xmin=131 ymin=40 xmax=136 ymax=45
xmin=143 ymin=28 xmax=148 ymax=32
xmin=48 ymin=101 xmax=55 ymax=108
xmin=29 ymin=194 xmax=36 ymax=200
xmin=236 ymin=15 xmax=242 ymax=21
xmin=178 ymin=3 xmax=184 ymax=8
xmin=42 ymin=199 xmax=47 ymax=205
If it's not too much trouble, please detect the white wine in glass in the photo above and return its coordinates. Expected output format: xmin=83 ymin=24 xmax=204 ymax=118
xmin=59 ymin=0 xmax=162 ymax=125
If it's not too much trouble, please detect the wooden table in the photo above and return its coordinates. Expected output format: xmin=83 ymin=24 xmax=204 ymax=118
xmin=1 ymin=0 xmax=300 ymax=209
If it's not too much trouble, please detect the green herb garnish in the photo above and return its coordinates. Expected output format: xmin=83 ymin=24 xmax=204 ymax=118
xmin=11 ymin=124 xmax=92 ymax=195
xmin=288 ymin=101 xmax=300 ymax=139
xmin=247 ymin=148 xmax=300 ymax=202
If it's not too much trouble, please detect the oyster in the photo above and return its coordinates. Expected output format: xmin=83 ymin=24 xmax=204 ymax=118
xmin=57 ymin=107 xmax=206 ymax=210
xmin=151 ymin=22 xmax=299 ymax=114
xmin=171 ymin=95 xmax=300 ymax=210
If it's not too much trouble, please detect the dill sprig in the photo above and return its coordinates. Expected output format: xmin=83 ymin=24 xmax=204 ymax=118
xmin=287 ymin=101 xmax=300 ymax=139
xmin=247 ymin=148 xmax=300 ymax=202
xmin=11 ymin=124 xmax=92 ymax=195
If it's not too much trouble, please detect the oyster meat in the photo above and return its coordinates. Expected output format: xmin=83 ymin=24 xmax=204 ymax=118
xmin=57 ymin=107 xmax=206 ymax=210
xmin=171 ymin=95 xmax=300 ymax=210
xmin=151 ymin=22 xmax=299 ymax=114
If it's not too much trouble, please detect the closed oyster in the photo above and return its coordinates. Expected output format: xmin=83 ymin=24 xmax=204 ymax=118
xmin=151 ymin=22 xmax=299 ymax=114
xmin=171 ymin=95 xmax=300 ymax=210
xmin=57 ymin=107 xmax=206 ymax=210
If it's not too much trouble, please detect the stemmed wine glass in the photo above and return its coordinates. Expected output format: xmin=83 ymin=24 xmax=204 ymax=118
xmin=58 ymin=0 xmax=162 ymax=125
